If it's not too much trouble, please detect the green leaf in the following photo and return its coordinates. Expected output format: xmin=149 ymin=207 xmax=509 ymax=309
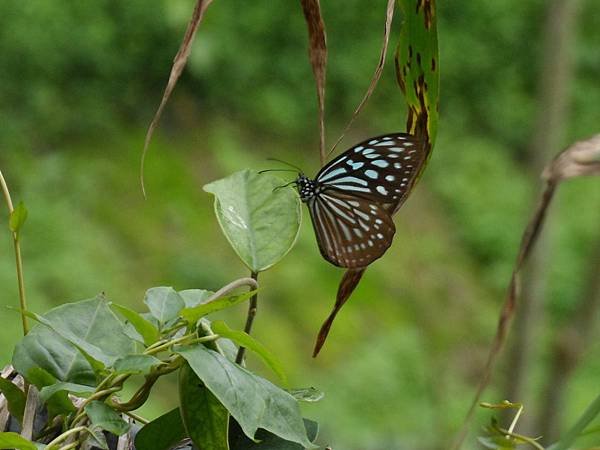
xmin=0 ymin=432 xmax=37 ymax=450
xmin=112 ymin=354 xmax=162 ymax=375
xmin=177 ymin=345 xmax=315 ymax=449
xmin=211 ymin=321 xmax=287 ymax=385
xmin=134 ymin=408 xmax=187 ymax=450
xmin=8 ymin=201 xmax=28 ymax=237
xmin=17 ymin=296 xmax=135 ymax=370
xmin=82 ymin=427 xmax=109 ymax=450
xmin=396 ymin=0 xmax=439 ymax=145
xmin=179 ymin=361 xmax=230 ymax=450
xmin=39 ymin=382 xmax=95 ymax=403
xmin=229 ymin=418 xmax=319 ymax=450
xmin=179 ymin=289 xmax=214 ymax=308
xmin=144 ymin=287 xmax=185 ymax=326
xmin=287 ymin=387 xmax=324 ymax=403
xmin=24 ymin=368 xmax=76 ymax=416
xmin=85 ymin=400 xmax=130 ymax=436
xmin=204 ymin=170 xmax=301 ymax=272
xmin=112 ymin=304 xmax=160 ymax=346
xmin=0 ymin=377 xmax=26 ymax=425
xmin=180 ymin=290 xmax=258 ymax=325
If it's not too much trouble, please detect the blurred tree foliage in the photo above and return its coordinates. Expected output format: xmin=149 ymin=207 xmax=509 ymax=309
xmin=1 ymin=1 xmax=600 ymax=449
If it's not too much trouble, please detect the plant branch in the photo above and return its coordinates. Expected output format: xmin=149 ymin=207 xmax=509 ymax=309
xmin=46 ymin=426 xmax=88 ymax=449
xmin=236 ymin=271 xmax=259 ymax=364
xmin=0 ymin=169 xmax=29 ymax=336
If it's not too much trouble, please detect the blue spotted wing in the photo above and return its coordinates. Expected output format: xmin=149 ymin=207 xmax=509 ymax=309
xmin=308 ymin=133 xmax=424 ymax=269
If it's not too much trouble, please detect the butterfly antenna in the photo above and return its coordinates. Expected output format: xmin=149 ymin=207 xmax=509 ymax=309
xmin=273 ymin=180 xmax=298 ymax=192
xmin=258 ymin=168 xmax=297 ymax=174
xmin=265 ymin=158 xmax=304 ymax=173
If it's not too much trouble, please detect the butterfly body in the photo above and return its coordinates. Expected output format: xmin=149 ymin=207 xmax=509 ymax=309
xmin=295 ymin=132 xmax=424 ymax=269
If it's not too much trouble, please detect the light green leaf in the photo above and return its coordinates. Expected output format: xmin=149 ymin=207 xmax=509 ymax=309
xmin=179 ymin=289 xmax=214 ymax=308
xmin=0 ymin=432 xmax=37 ymax=450
xmin=287 ymin=387 xmax=324 ymax=403
xmin=112 ymin=304 xmax=160 ymax=346
xmin=204 ymin=170 xmax=301 ymax=272
xmin=112 ymin=354 xmax=162 ymax=375
xmin=134 ymin=408 xmax=186 ymax=450
xmin=9 ymin=201 xmax=28 ymax=237
xmin=180 ymin=290 xmax=257 ymax=325
xmin=0 ymin=377 xmax=26 ymax=425
xmin=144 ymin=287 xmax=185 ymax=326
xmin=211 ymin=320 xmax=287 ymax=385
xmin=39 ymin=382 xmax=95 ymax=403
xmin=177 ymin=345 xmax=315 ymax=449
xmin=85 ymin=401 xmax=130 ymax=436
xmin=229 ymin=418 xmax=319 ymax=450
xmin=17 ymin=296 xmax=135 ymax=369
xmin=179 ymin=362 xmax=229 ymax=450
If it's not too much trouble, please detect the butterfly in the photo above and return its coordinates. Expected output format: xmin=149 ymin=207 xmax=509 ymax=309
xmin=296 ymin=132 xmax=425 ymax=269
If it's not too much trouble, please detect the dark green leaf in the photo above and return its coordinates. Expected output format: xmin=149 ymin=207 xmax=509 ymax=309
xmin=287 ymin=388 xmax=324 ymax=403
xmin=82 ymin=427 xmax=109 ymax=450
xmin=24 ymin=368 xmax=76 ymax=416
xmin=177 ymin=345 xmax=315 ymax=448
xmin=112 ymin=354 xmax=162 ymax=375
xmin=179 ymin=289 xmax=214 ymax=308
xmin=85 ymin=401 xmax=130 ymax=436
xmin=180 ymin=290 xmax=257 ymax=325
xmin=229 ymin=418 xmax=319 ymax=450
xmin=179 ymin=362 xmax=229 ymax=450
xmin=112 ymin=304 xmax=160 ymax=346
xmin=39 ymin=382 xmax=95 ymax=403
xmin=134 ymin=408 xmax=187 ymax=450
xmin=0 ymin=432 xmax=37 ymax=450
xmin=0 ymin=377 xmax=26 ymax=425
xmin=144 ymin=287 xmax=185 ymax=325
xmin=211 ymin=321 xmax=287 ymax=385
xmin=204 ymin=170 xmax=301 ymax=272
xmin=8 ymin=201 xmax=28 ymax=237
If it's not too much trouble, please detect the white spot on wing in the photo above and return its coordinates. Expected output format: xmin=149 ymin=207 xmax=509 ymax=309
xmin=372 ymin=160 xmax=389 ymax=168
xmin=365 ymin=170 xmax=378 ymax=179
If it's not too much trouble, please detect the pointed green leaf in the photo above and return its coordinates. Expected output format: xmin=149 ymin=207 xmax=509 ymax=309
xmin=85 ymin=400 xmax=130 ymax=436
xmin=8 ymin=201 xmax=28 ymax=237
xmin=112 ymin=354 xmax=162 ymax=375
xmin=179 ymin=361 xmax=229 ymax=450
xmin=179 ymin=289 xmax=214 ymax=308
xmin=24 ymin=368 xmax=76 ymax=416
xmin=39 ymin=382 xmax=95 ymax=403
xmin=177 ymin=345 xmax=315 ymax=449
xmin=144 ymin=287 xmax=185 ymax=326
xmin=211 ymin=321 xmax=287 ymax=385
xmin=287 ymin=387 xmax=324 ymax=403
xmin=112 ymin=304 xmax=160 ymax=346
xmin=0 ymin=432 xmax=37 ymax=450
xmin=180 ymin=290 xmax=258 ymax=325
xmin=134 ymin=408 xmax=186 ymax=450
xmin=0 ymin=377 xmax=26 ymax=425
xmin=204 ymin=170 xmax=301 ymax=272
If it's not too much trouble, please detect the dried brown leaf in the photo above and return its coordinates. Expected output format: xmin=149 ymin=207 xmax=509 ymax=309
xmin=328 ymin=0 xmax=396 ymax=156
xmin=140 ymin=0 xmax=214 ymax=197
xmin=300 ymin=0 xmax=328 ymax=166
xmin=543 ymin=134 xmax=600 ymax=181
xmin=313 ymin=268 xmax=365 ymax=357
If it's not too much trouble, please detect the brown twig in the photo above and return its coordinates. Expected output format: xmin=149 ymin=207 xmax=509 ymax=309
xmin=236 ymin=272 xmax=259 ymax=364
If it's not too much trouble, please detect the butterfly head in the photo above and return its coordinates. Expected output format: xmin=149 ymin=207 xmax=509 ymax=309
xmin=296 ymin=174 xmax=317 ymax=203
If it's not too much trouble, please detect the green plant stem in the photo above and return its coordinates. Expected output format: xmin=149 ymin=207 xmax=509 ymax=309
xmin=236 ymin=271 xmax=259 ymax=364
xmin=144 ymin=333 xmax=219 ymax=355
xmin=46 ymin=426 xmax=87 ymax=449
xmin=57 ymin=442 xmax=79 ymax=450
xmin=0 ymin=169 xmax=29 ymax=336
xmin=124 ymin=410 xmax=149 ymax=424
xmin=548 ymin=393 xmax=600 ymax=450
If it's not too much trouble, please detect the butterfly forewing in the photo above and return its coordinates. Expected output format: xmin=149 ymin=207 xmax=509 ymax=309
xmin=316 ymin=133 xmax=424 ymax=209
xmin=307 ymin=190 xmax=396 ymax=268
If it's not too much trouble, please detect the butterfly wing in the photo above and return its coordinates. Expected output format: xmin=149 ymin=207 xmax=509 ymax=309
xmin=307 ymin=189 xmax=396 ymax=269
xmin=316 ymin=133 xmax=425 ymax=210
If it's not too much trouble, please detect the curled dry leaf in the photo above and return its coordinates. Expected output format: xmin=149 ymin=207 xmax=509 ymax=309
xmin=300 ymin=0 xmax=328 ymax=166
xmin=140 ymin=0 xmax=214 ymax=197
xmin=543 ymin=134 xmax=600 ymax=181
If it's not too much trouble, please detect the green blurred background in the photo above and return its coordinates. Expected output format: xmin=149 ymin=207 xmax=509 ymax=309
xmin=1 ymin=1 xmax=599 ymax=449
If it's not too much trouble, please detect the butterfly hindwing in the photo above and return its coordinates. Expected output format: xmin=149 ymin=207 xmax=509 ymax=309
xmin=307 ymin=190 xmax=396 ymax=269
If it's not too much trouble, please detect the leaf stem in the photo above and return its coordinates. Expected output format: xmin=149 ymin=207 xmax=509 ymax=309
xmin=46 ymin=426 xmax=88 ymax=449
xmin=236 ymin=271 xmax=259 ymax=364
xmin=0 ymin=169 xmax=29 ymax=336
